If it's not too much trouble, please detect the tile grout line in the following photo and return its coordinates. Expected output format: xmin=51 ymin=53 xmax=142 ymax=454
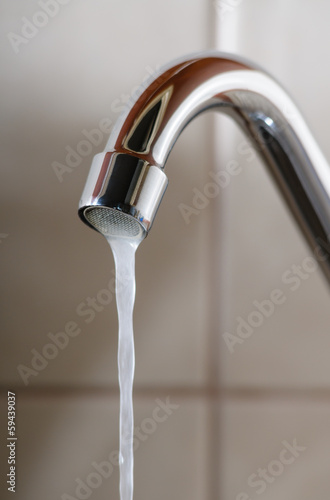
xmin=3 ymin=385 xmax=330 ymax=401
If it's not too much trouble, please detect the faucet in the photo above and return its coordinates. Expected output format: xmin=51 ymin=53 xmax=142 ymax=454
xmin=78 ymin=51 xmax=330 ymax=282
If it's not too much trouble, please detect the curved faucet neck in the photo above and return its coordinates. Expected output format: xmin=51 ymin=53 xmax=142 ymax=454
xmin=106 ymin=55 xmax=252 ymax=165
xmin=80 ymin=52 xmax=330 ymax=281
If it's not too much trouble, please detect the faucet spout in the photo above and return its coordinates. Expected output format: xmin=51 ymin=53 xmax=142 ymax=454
xmin=79 ymin=52 xmax=330 ymax=282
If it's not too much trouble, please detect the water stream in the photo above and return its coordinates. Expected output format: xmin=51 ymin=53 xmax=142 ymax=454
xmin=107 ymin=236 xmax=142 ymax=500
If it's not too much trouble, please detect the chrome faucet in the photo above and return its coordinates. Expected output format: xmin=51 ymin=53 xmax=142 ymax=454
xmin=78 ymin=52 xmax=330 ymax=282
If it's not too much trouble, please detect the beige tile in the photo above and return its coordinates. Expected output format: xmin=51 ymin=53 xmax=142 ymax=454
xmin=215 ymin=0 xmax=330 ymax=389
xmin=220 ymin=145 xmax=330 ymax=389
xmin=0 ymin=120 xmax=211 ymax=389
xmin=221 ymin=397 xmax=330 ymax=500
xmin=0 ymin=0 xmax=212 ymax=389
xmin=134 ymin=118 xmax=211 ymax=387
xmin=0 ymin=393 xmax=208 ymax=500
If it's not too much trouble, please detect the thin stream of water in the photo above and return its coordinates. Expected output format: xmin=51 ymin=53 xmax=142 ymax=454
xmin=107 ymin=236 xmax=142 ymax=500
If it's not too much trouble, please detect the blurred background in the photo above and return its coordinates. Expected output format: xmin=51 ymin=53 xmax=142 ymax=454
xmin=1 ymin=0 xmax=330 ymax=498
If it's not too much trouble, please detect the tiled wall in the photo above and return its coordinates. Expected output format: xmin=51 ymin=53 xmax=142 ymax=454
xmin=216 ymin=1 xmax=330 ymax=499
xmin=0 ymin=1 xmax=213 ymax=499
xmin=1 ymin=1 xmax=329 ymax=499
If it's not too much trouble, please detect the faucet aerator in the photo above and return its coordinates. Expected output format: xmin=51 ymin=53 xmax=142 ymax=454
xmin=79 ymin=151 xmax=168 ymax=239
